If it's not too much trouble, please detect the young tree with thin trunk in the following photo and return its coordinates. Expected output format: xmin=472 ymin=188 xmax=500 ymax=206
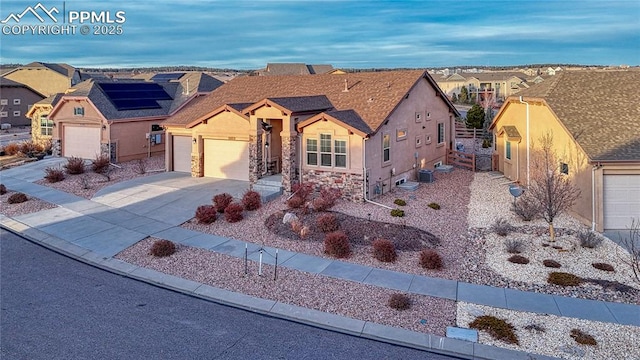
xmin=527 ymin=132 xmax=581 ymax=241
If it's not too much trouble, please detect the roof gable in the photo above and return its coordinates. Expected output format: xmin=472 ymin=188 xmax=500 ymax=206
xmin=298 ymin=110 xmax=371 ymax=137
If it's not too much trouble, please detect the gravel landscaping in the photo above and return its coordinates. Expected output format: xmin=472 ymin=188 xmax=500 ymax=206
xmin=0 ymin=190 xmax=57 ymax=217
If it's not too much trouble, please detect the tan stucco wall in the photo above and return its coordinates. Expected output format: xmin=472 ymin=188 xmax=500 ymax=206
xmin=52 ymin=99 xmax=105 ymax=145
xmin=301 ymin=120 xmax=364 ymax=175
xmin=110 ymin=120 xmax=165 ymax=163
xmin=4 ymin=68 xmax=71 ymax=97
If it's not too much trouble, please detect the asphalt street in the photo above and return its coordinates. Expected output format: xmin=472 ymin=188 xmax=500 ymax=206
xmin=0 ymin=228 xmax=460 ymax=360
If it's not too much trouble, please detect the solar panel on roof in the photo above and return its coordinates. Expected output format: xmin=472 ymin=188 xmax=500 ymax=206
xmin=98 ymin=82 xmax=173 ymax=111
xmin=150 ymin=73 xmax=185 ymax=81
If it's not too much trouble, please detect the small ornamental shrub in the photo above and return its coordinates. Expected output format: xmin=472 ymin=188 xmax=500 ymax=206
xmin=287 ymin=195 xmax=304 ymax=209
xmin=20 ymin=141 xmax=42 ymax=155
xmin=419 ymin=249 xmax=443 ymax=270
xmin=543 ymin=259 xmax=562 ymax=268
xmin=578 ymin=230 xmax=603 ymax=249
xmin=507 ymin=254 xmax=530 ymax=264
xmin=7 ymin=192 xmax=28 ymax=204
xmin=469 ymin=316 xmax=519 ymax=345
xmin=393 ymin=198 xmax=406 ymax=206
xmin=427 ymin=202 xmax=441 ymax=210
xmin=224 ymin=202 xmax=244 ymax=223
xmin=64 ymin=156 xmax=86 ymax=175
xmin=242 ymin=190 xmax=262 ymax=211
xmin=324 ymin=231 xmax=351 ymax=258
xmin=504 ymin=239 xmax=523 ymax=254
xmin=195 ymin=205 xmax=217 ymax=224
xmin=592 ymin=262 xmax=615 ymax=272
xmin=4 ymin=143 xmax=20 ymax=156
xmin=150 ymin=239 xmax=176 ymax=257
xmin=372 ymin=238 xmax=397 ymax=263
xmin=390 ymin=208 xmax=405 ymax=217
xmin=512 ymin=194 xmax=541 ymax=221
xmin=290 ymin=220 xmax=304 ymax=235
xmin=388 ymin=293 xmax=411 ymax=310
xmin=317 ymin=213 xmax=339 ymax=233
xmin=570 ymin=329 xmax=597 ymax=346
xmin=213 ymin=193 xmax=233 ymax=213
xmin=0 ymin=184 xmax=7 ymax=195
xmin=44 ymin=166 xmax=65 ymax=183
xmin=291 ymin=182 xmax=315 ymax=202
xmin=313 ymin=187 xmax=341 ymax=211
xmin=491 ymin=218 xmax=514 ymax=236
xmin=548 ymin=272 xmax=582 ymax=287
xmin=91 ymin=154 xmax=111 ymax=174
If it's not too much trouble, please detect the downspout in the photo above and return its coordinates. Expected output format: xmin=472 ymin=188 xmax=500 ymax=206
xmin=591 ymin=164 xmax=598 ymax=231
xmin=363 ymin=137 xmax=393 ymax=210
xmin=519 ymin=96 xmax=530 ymax=186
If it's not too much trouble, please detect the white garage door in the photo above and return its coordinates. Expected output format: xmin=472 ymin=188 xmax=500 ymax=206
xmin=204 ymin=139 xmax=249 ymax=180
xmin=63 ymin=126 xmax=101 ymax=159
xmin=603 ymin=175 xmax=640 ymax=230
xmin=172 ymin=136 xmax=192 ymax=173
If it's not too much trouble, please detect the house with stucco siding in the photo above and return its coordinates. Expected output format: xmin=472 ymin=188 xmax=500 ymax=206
xmin=162 ymin=70 xmax=459 ymax=201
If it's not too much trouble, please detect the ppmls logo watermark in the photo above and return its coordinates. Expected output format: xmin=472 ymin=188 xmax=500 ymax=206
xmin=1 ymin=2 xmax=126 ymax=36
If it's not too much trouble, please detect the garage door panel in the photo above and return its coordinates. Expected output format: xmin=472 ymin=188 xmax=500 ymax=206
xmin=604 ymin=175 xmax=640 ymax=230
xmin=173 ymin=136 xmax=192 ymax=173
xmin=204 ymin=139 xmax=249 ymax=181
xmin=63 ymin=126 xmax=101 ymax=159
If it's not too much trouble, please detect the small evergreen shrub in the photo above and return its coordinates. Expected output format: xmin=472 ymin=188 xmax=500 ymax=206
xmin=316 ymin=213 xmax=339 ymax=232
xmin=390 ymin=208 xmax=405 ymax=217
xmin=570 ymin=329 xmax=597 ymax=346
xmin=64 ymin=156 xmax=86 ymax=174
xmin=427 ymin=202 xmax=441 ymax=210
xmin=504 ymin=239 xmax=523 ymax=254
xmin=592 ymin=262 xmax=615 ymax=272
xmin=213 ymin=193 xmax=233 ymax=213
xmin=324 ymin=231 xmax=351 ymax=258
xmin=150 ymin=239 xmax=176 ymax=257
xmin=0 ymin=184 xmax=7 ymax=195
xmin=469 ymin=316 xmax=519 ymax=345
xmin=91 ymin=154 xmax=111 ymax=174
xmin=7 ymin=192 xmax=28 ymax=204
xmin=491 ymin=218 xmax=514 ymax=236
xmin=287 ymin=195 xmax=304 ymax=209
xmin=543 ymin=259 xmax=562 ymax=268
xmin=224 ymin=202 xmax=244 ymax=223
xmin=388 ymin=293 xmax=411 ymax=310
xmin=242 ymin=190 xmax=262 ymax=211
xmin=44 ymin=166 xmax=65 ymax=183
xmin=3 ymin=143 xmax=20 ymax=156
xmin=578 ymin=230 xmax=603 ymax=249
xmin=548 ymin=272 xmax=582 ymax=286
xmin=419 ymin=249 xmax=443 ymax=269
xmin=373 ymin=238 xmax=397 ymax=263
xmin=195 ymin=205 xmax=217 ymax=224
xmin=507 ymin=254 xmax=530 ymax=264
xmin=393 ymin=198 xmax=406 ymax=206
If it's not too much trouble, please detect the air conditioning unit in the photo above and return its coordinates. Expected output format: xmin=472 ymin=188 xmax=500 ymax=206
xmin=418 ymin=169 xmax=434 ymax=183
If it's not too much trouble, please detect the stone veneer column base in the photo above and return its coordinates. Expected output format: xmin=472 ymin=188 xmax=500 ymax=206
xmin=281 ymin=136 xmax=298 ymax=194
xmin=302 ymin=169 xmax=365 ymax=202
xmin=52 ymin=139 xmax=61 ymax=157
xmin=191 ymin=153 xmax=203 ymax=177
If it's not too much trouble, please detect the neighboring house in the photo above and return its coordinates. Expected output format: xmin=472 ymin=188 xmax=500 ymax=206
xmin=252 ymin=63 xmax=337 ymax=76
xmin=0 ymin=77 xmax=45 ymax=127
xmin=1 ymin=62 xmax=80 ymax=97
xmin=489 ymin=70 xmax=640 ymax=232
xmin=436 ymin=72 xmax=528 ymax=102
xmin=47 ymin=74 xmax=222 ymax=162
xmin=162 ymin=70 xmax=459 ymax=201
xmin=26 ymin=93 xmax=63 ymax=145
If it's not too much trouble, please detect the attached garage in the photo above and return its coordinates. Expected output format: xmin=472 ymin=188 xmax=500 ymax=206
xmin=603 ymin=174 xmax=640 ymax=231
xmin=203 ymin=139 xmax=249 ymax=180
xmin=172 ymin=136 xmax=192 ymax=173
xmin=63 ymin=126 xmax=101 ymax=159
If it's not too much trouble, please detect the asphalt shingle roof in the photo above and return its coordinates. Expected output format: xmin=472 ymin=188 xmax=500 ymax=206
xmin=163 ymin=70 xmax=454 ymax=135
xmin=516 ymin=70 xmax=640 ymax=161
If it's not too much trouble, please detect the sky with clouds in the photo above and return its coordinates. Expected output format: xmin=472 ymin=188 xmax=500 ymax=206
xmin=1 ymin=0 xmax=638 ymax=69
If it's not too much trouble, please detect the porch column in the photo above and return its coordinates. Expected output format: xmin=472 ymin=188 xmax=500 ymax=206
xmin=281 ymin=133 xmax=298 ymax=194
xmin=249 ymin=132 xmax=263 ymax=184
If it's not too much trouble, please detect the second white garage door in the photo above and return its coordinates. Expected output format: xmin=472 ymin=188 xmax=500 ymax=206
xmin=603 ymin=174 xmax=640 ymax=231
xmin=204 ymin=139 xmax=249 ymax=180
xmin=63 ymin=126 xmax=101 ymax=159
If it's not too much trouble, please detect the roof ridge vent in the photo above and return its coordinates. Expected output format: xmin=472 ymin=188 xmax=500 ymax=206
xmin=342 ymin=79 xmax=349 ymax=92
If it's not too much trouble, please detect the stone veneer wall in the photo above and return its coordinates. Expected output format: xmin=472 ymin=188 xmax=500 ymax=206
xmin=52 ymin=139 xmax=61 ymax=157
xmin=249 ymin=134 xmax=262 ymax=184
xmin=303 ymin=169 xmax=365 ymax=202
xmin=191 ymin=153 xmax=203 ymax=177
xmin=99 ymin=143 xmax=110 ymax=159
xmin=30 ymin=107 xmax=52 ymax=146
xmin=281 ymin=136 xmax=298 ymax=194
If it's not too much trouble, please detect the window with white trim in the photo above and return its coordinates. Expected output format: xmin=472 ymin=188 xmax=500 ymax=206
xmin=306 ymin=138 xmax=318 ymax=166
xmin=13 ymin=99 xmax=20 ymax=105
xmin=320 ymin=133 xmax=332 ymax=166
xmin=0 ymin=111 xmax=7 ymax=118
xmin=415 ymin=112 xmax=422 ymax=123
xmin=0 ymin=99 xmax=7 ymax=105
xmin=437 ymin=123 xmax=445 ymax=144
xmin=13 ymin=111 xmax=20 ymax=117
xmin=396 ymin=128 xmax=407 ymax=141
xmin=425 ymin=134 xmax=432 ymax=144
xmin=382 ymin=133 xmax=390 ymax=163
xmin=505 ymin=141 xmax=512 ymax=160
xmin=560 ymin=162 xmax=569 ymax=175
xmin=334 ymin=139 xmax=347 ymax=168
xmin=40 ymin=115 xmax=53 ymax=136
xmin=74 ymin=107 xmax=84 ymax=116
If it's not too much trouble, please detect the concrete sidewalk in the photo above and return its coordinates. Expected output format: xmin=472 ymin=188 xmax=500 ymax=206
xmin=1 ymin=160 xmax=638 ymax=359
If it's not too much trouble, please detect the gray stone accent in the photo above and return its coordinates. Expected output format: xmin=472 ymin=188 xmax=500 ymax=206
xmin=100 ymin=143 xmax=110 ymax=159
xmin=302 ymin=169 xmax=364 ymax=202
xmin=249 ymin=134 xmax=262 ymax=184
xmin=52 ymin=138 xmax=61 ymax=157
xmin=281 ymin=136 xmax=297 ymax=194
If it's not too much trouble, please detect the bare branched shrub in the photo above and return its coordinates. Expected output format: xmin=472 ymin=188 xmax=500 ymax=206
xmin=616 ymin=219 xmax=640 ymax=284
xmin=504 ymin=239 xmax=523 ymax=254
xmin=578 ymin=230 xmax=602 ymax=249
xmin=512 ymin=193 xmax=541 ymax=221
xmin=491 ymin=218 xmax=514 ymax=236
xmin=135 ymin=158 xmax=147 ymax=175
xmin=64 ymin=156 xmax=86 ymax=175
